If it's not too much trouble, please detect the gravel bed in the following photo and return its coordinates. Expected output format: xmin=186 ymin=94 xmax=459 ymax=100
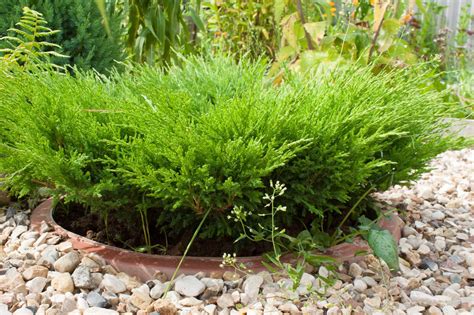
xmin=0 ymin=149 xmax=473 ymax=315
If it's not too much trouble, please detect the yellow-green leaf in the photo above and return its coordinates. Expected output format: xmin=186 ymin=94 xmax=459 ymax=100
xmin=303 ymin=21 xmax=326 ymax=46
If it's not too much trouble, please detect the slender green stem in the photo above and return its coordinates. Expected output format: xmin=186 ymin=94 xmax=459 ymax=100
xmin=163 ymin=208 xmax=211 ymax=298
xmin=270 ymin=193 xmax=278 ymax=257
xmin=331 ymin=186 xmax=374 ymax=245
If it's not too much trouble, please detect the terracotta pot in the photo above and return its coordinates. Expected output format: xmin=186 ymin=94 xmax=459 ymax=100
xmin=31 ymin=198 xmax=403 ymax=282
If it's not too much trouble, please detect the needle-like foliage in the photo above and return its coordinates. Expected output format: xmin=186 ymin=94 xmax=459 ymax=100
xmin=0 ymin=55 xmax=466 ymax=245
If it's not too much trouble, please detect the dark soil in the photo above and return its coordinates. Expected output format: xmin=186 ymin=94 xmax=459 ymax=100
xmin=53 ymin=200 xmax=383 ymax=257
xmin=54 ymin=202 xmax=272 ymax=257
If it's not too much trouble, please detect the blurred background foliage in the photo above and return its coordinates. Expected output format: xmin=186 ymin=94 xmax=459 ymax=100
xmin=1 ymin=0 xmax=473 ymax=110
xmin=0 ymin=0 xmax=126 ymax=73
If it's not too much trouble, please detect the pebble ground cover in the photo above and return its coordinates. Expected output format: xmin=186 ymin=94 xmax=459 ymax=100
xmin=0 ymin=148 xmax=473 ymax=315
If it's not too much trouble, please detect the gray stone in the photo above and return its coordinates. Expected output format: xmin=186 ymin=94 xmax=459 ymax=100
xmin=204 ymin=304 xmax=217 ymax=315
xmin=349 ymin=263 xmax=363 ymax=278
xmin=430 ymin=211 xmax=445 ymax=221
xmin=201 ymin=285 xmax=221 ymax=300
xmin=409 ymin=291 xmax=450 ymax=307
xmin=10 ymin=225 xmax=28 ymax=241
xmin=72 ymin=266 xmax=93 ymax=289
xmin=60 ymin=297 xmax=77 ymax=314
xmin=353 ymin=278 xmax=367 ymax=292
xmin=101 ymin=274 xmax=127 ymax=294
xmin=38 ymin=248 xmax=58 ymax=268
xmin=174 ymin=276 xmax=205 ymax=297
xmin=25 ymin=277 xmax=48 ymax=293
xmin=87 ymin=291 xmax=107 ymax=308
xmin=417 ymin=244 xmax=431 ymax=255
xmin=217 ymin=293 xmax=234 ymax=309
xmin=149 ymin=281 xmax=166 ymax=299
xmin=102 ymin=291 xmax=119 ymax=306
xmin=243 ymin=275 xmax=264 ymax=300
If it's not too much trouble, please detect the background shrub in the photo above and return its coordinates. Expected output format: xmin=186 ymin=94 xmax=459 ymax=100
xmin=0 ymin=0 xmax=125 ymax=73
xmin=0 ymin=56 xmax=465 ymax=250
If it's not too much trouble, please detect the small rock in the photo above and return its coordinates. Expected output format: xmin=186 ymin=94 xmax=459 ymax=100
xmin=51 ymin=273 xmax=74 ymax=293
xmin=318 ymin=266 xmax=329 ymax=278
xmin=0 ymin=304 xmax=11 ymax=315
xmin=179 ymin=297 xmax=203 ymax=307
xmin=101 ymin=274 xmax=127 ymax=294
xmin=364 ymin=296 xmax=381 ymax=308
xmin=349 ymin=263 xmax=363 ymax=278
xmin=86 ymin=253 xmax=106 ymax=267
xmin=201 ymin=285 xmax=221 ymax=300
xmin=174 ymin=276 xmax=205 ymax=297
xmin=38 ymin=248 xmax=58 ymax=268
xmin=12 ymin=308 xmax=33 ymax=315
xmin=153 ymin=299 xmax=177 ymax=315
xmin=56 ymin=242 xmax=73 ymax=253
xmin=406 ymin=305 xmax=425 ymax=315
xmin=130 ymin=284 xmax=152 ymax=310
xmin=22 ymin=266 xmax=48 ymax=281
xmin=417 ymin=244 xmax=431 ymax=255
xmin=61 ymin=297 xmax=77 ymax=314
xmin=53 ymin=252 xmax=80 ymax=273
xmin=427 ymin=306 xmax=442 ymax=315
xmin=71 ymin=266 xmax=93 ymax=289
xmin=402 ymin=226 xmax=417 ymax=237
xmin=80 ymin=256 xmax=101 ymax=269
xmin=419 ymin=258 xmax=438 ymax=271
xmin=278 ymin=302 xmax=299 ymax=313
xmin=441 ymin=305 xmax=456 ymax=315
xmin=83 ymin=307 xmax=118 ymax=315
xmin=362 ymin=276 xmax=377 ymax=287
xmin=409 ymin=291 xmax=450 ymax=307
xmin=243 ymin=275 xmax=264 ymax=301
xmin=456 ymin=233 xmax=468 ymax=241
xmin=204 ymin=304 xmax=217 ymax=315
xmin=25 ymin=277 xmax=48 ymax=293
xmin=217 ymin=293 xmax=234 ymax=309
xmin=102 ymin=291 xmax=119 ymax=306
xmin=222 ymin=271 xmax=241 ymax=281
xmin=87 ymin=291 xmax=107 ymax=308
xmin=353 ymin=278 xmax=368 ymax=292
xmin=150 ymin=281 xmax=166 ymax=299
xmin=430 ymin=211 xmax=445 ymax=221
xmin=465 ymin=253 xmax=474 ymax=268
xmin=153 ymin=270 xmax=168 ymax=283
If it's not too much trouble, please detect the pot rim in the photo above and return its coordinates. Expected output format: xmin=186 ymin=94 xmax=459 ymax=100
xmin=31 ymin=198 xmax=403 ymax=281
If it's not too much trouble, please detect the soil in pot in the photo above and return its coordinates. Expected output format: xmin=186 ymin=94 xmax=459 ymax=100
xmin=54 ymin=202 xmax=273 ymax=257
xmin=54 ymin=201 xmax=382 ymax=257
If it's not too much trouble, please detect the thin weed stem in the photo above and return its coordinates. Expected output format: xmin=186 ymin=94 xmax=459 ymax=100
xmin=163 ymin=208 xmax=211 ymax=298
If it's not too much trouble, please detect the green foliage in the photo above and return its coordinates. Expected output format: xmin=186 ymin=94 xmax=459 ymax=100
xmin=0 ymin=0 xmax=125 ymax=73
xmin=0 ymin=7 xmax=67 ymax=68
xmin=367 ymin=229 xmax=399 ymax=271
xmin=202 ymin=0 xmax=280 ymax=59
xmin=97 ymin=0 xmax=203 ymax=66
xmin=0 ymin=55 xmax=465 ymax=248
xmin=228 ymin=180 xmax=337 ymax=288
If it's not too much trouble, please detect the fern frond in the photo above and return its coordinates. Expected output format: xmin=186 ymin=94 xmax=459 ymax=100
xmin=0 ymin=6 xmax=68 ymax=69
